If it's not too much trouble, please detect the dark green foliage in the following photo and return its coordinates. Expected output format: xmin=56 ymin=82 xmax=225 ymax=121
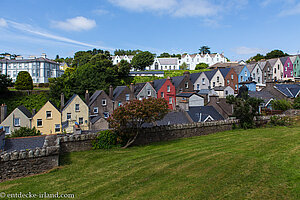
xmin=92 ymin=130 xmax=118 ymax=149
xmin=195 ymin=63 xmax=209 ymax=70
xmin=72 ymin=48 xmax=110 ymax=68
xmin=131 ymin=51 xmax=155 ymax=70
xmin=271 ymin=99 xmax=292 ymax=111
xmin=180 ymin=62 xmax=188 ymax=70
xmin=14 ymin=71 xmax=33 ymax=90
xmin=158 ymin=53 xmax=181 ymax=58
xmin=269 ymin=116 xmax=293 ymax=126
xmin=8 ymin=127 xmax=41 ymax=138
xmin=293 ymin=97 xmax=300 ymax=109
xmin=114 ymin=49 xmax=141 ymax=56
xmin=247 ymin=50 xmax=289 ymax=62
xmin=117 ymin=60 xmax=131 ymax=77
xmin=0 ymin=74 xmax=12 ymax=93
xmin=199 ymin=46 xmax=211 ymax=54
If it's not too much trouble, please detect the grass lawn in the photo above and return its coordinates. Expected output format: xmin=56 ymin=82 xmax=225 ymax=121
xmin=1 ymin=124 xmax=300 ymax=200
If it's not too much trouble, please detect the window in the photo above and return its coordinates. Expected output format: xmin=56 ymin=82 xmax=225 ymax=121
xmin=4 ymin=126 xmax=10 ymax=134
xmin=213 ymin=82 xmax=215 ymax=87
xmin=102 ymin=99 xmax=106 ymax=106
xmin=253 ymin=73 xmax=256 ymax=79
xmin=46 ymin=111 xmax=52 ymax=119
xmin=217 ymin=76 xmax=219 ymax=83
xmin=225 ymin=90 xmax=228 ymax=95
xmin=245 ymin=71 xmax=247 ymax=76
xmin=202 ymin=78 xmax=205 ymax=85
xmin=55 ymin=124 xmax=60 ymax=132
xmin=147 ymin=89 xmax=151 ymax=96
xmin=93 ymin=107 xmax=98 ymax=114
xmin=241 ymin=76 xmax=243 ymax=81
xmin=14 ymin=118 xmax=20 ymax=127
xmin=75 ymin=104 xmax=80 ymax=112
xmin=196 ymin=84 xmax=200 ymax=90
xmin=257 ymin=68 xmax=259 ymax=73
xmin=161 ymin=92 xmax=164 ymax=98
xmin=227 ymin=80 xmax=230 ymax=85
xmin=185 ymin=82 xmax=189 ymax=89
xmin=258 ymin=77 xmax=260 ymax=83
xmin=125 ymin=94 xmax=130 ymax=101
xmin=67 ymin=113 xmax=71 ymax=119
xmin=235 ymin=85 xmax=238 ymax=90
xmin=231 ymin=74 xmax=233 ymax=80
xmin=103 ymin=112 xmax=109 ymax=118
xmin=291 ymin=71 xmax=293 ymax=76
xmin=285 ymin=67 xmax=287 ymax=71
xmin=167 ymin=85 xmax=170 ymax=92
xmin=79 ymin=117 xmax=83 ymax=125
xmin=118 ymin=102 xmax=122 ymax=106
xmin=37 ymin=119 xmax=42 ymax=127
xmin=274 ymin=68 xmax=277 ymax=74
xmin=169 ymin=97 xmax=172 ymax=104
xmin=278 ymin=64 xmax=280 ymax=70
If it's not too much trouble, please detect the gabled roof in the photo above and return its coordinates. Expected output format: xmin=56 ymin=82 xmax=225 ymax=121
xmin=267 ymin=58 xmax=278 ymax=67
xmin=113 ymin=86 xmax=127 ymax=100
xmin=142 ymin=111 xmax=191 ymax=127
xmin=48 ymin=100 xmax=60 ymax=112
xmin=279 ymin=56 xmax=289 ymax=65
xmin=246 ymin=63 xmax=256 ymax=73
xmin=88 ymin=90 xmax=103 ymax=106
xmin=62 ymin=94 xmax=77 ymax=111
xmin=290 ymin=56 xmax=297 ymax=63
xmin=4 ymin=136 xmax=46 ymax=153
xmin=157 ymin=58 xmax=178 ymax=65
xmin=218 ymin=68 xmax=231 ymax=78
xmin=232 ymin=65 xmax=246 ymax=75
xmin=213 ymin=86 xmax=227 ymax=91
xmin=134 ymin=83 xmax=146 ymax=96
xmin=171 ymin=76 xmax=185 ymax=88
xmin=248 ymin=91 xmax=275 ymax=106
xmin=153 ymin=79 xmax=167 ymax=91
xmin=90 ymin=115 xmax=103 ymax=124
xmin=208 ymin=62 xmax=240 ymax=69
xmin=204 ymin=69 xmax=218 ymax=81
xmin=190 ymin=72 xmax=202 ymax=84
xmin=274 ymin=84 xmax=300 ymax=98
xmin=197 ymin=89 xmax=217 ymax=95
xmin=16 ymin=105 xmax=32 ymax=118
xmin=258 ymin=61 xmax=267 ymax=70
xmin=176 ymin=92 xmax=197 ymax=97
xmin=187 ymin=106 xmax=224 ymax=122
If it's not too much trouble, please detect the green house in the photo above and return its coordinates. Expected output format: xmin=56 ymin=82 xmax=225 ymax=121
xmin=293 ymin=55 xmax=300 ymax=78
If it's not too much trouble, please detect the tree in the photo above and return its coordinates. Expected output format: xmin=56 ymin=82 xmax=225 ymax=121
xmin=293 ymin=97 xmax=300 ymax=109
xmin=195 ymin=63 xmax=209 ymax=70
xmin=271 ymin=99 xmax=292 ymax=111
xmin=15 ymin=71 xmax=33 ymax=90
xmin=9 ymin=127 xmax=41 ymax=138
xmin=108 ymin=98 xmax=169 ymax=148
xmin=114 ymin=49 xmax=141 ymax=56
xmin=180 ymin=62 xmax=188 ymax=70
xmin=0 ymin=74 xmax=12 ymax=93
xmin=199 ymin=46 xmax=211 ymax=54
xmin=158 ymin=52 xmax=171 ymax=58
xmin=131 ymin=51 xmax=154 ymax=70
xmin=117 ymin=60 xmax=131 ymax=77
xmin=265 ymin=50 xmax=289 ymax=59
xmin=226 ymin=95 xmax=264 ymax=129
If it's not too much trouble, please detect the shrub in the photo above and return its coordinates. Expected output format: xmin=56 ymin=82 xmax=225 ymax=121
xmin=38 ymin=83 xmax=45 ymax=88
xmin=8 ymin=127 xmax=41 ymax=138
xmin=15 ymin=71 xmax=33 ymax=90
xmin=293 ymin=97 xmax=300 ymax=109
xmin=92 ymin=130 xmax=117 ymax=149
xmin=269 ymin=116 xmax=294 ymax=126
xmin=195 ymin=63 xmax=209 ymax=70
xmin=271 ymin=99 xmax=292 ymax=111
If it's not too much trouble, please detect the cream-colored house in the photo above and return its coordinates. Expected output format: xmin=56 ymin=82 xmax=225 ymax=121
xmin=0 ymin=106 xmax=32 ymax=135
xmin=61 ymin=94 xmax=89 ymax=133
xmin=32 ymin=101 xmax=61 ymax=135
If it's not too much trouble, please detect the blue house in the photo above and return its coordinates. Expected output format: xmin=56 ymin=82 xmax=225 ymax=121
xmin=239 ymin=81 xmax=256 ymax=91
xmin=233 ymin=65 xmax=251 ymax=83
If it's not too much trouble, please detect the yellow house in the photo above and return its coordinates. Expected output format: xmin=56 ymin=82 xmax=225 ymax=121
xmin=61 ymin=94 xmax=89 ymax=133
xmin=32 ymin=101 xmax=61 ymax=135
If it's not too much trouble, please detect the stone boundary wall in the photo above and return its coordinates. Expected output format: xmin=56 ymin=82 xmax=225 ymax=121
xmin=59 ymin=133 xmax=98 ymax=153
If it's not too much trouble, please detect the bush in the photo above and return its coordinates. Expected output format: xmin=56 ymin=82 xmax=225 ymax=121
xmin=8 ymin=127 xmax=41 ymax=138
xmin=15 ymin=71 xmax=33 ymax=90
xmin=92 ymin=130 xmax=118 ymax=149
xmin=293 ymin=97 xmax=300 ymax=109
xmin=195 ymin=63 xmax=209 ymax=70
xmin=271 ymin=99 xmax=292 ymax=111
xmin=269 ymin=116 xmax=294 ymax=126
xmin=38 ymin=83 xmax=45 ymax=88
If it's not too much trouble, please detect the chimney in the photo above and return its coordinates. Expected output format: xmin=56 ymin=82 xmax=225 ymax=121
xmin=183 ymin=71 xmax=190 ymax=79
xmin=32 ymin=109 xmax=36 ymax=116
xmin=60 ymin=93 xmax=65 ymax=111
xmin=0 ymin=104 xmax=7 ymax=123
xmin=209 ymin=95 xmax=219 ymax=104
xmin=109 ymin=85 xmax=113 ymax=99
xmin=130 ymin=83 xmax=134 ymax=93
xmin=41 ymin=53 xmax=47 ymax=59
xmin=85 ymin=90 xmax=89 ymax=105
xmin=0 ymin=126 xmax=5 ymax=152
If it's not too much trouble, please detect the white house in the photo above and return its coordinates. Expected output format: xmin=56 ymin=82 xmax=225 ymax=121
xmin=148 ymin=58 xmax=180 ymax=70
xmin=214 ymin=86 xmax=235 ymax=98
xmin=247 ymin=63 xmax=263 ymax=86
xmin=180 ymin=53 xmax=227 ymax=70
xmin=111 ymin=55 xmax=134 ymax=65
xmin=0 ymin=54 xmax=63 ymax=83
xmin=193 ymin=69 xmax=224 ymax=91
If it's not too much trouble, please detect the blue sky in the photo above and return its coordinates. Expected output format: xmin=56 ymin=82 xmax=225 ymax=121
xmin=1 ymin=0 xmax=300 ymax=61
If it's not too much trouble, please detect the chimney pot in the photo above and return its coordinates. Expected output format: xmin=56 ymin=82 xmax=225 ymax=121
xmin=60 ymin=93 xmax=65 ymax=111
xmin=109 ymin=85 xmax=113 ymax=99
xmin=85 ymin=90 xmax=89 ymax=105
xmin=0 ymin=104 xmax=7 ymax=123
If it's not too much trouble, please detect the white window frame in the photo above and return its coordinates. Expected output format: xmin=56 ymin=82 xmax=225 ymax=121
xmin=167 ymin=85 xmax=170 ymax=92
xmin=93 ymin=107 xmax=98 ymax=114
xmin=147 ymin=89 xmax=151 ymax=96
xmin=125 ymin=94 xmax=130 ymax=101
xmin=46 ymin=111 xmax=52 ymax=119
xmin=169 ymin=97 xmax=172 ymax=104
xmin=75 ymin=104 xmax=80 ymax=112
xmin=14 ymin=118 xmax=20 ymax=127
xmin=4 ymin=126 xmax=10 ymax=135
xmin=67 ymin=113 xmax=71 ymax=120
xmin=55 ymin=124 xmax=60 ymax=132
xmin=102 ymin=99 xmax=107 ymax=106
xmin=161 ymin=92 xmax=164 ymax=98
xmin=37 ymin=119 xmax=43 ymax=127
xmin=185 ymin=82 xmax=189 ymax=89
xmin=79 ymin=117 xmax=83 ymax=124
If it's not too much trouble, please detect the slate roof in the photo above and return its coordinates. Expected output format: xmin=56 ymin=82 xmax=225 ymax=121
xmin=208 ymin=62 xmax=241 ymax=69
xmin=17 ymin=105 xmax=32 ymax=118
xmin=142 ymin=111 xmax=191 ymax=127
xmin=62 ymin=94 xmax=77 ymax=111
xmin=176 ymin=92 xmax=196 ymax=97
xmin=48 ymin=100 xmax=60 ymax=112
xmin=0 ymin=57 xmax=58 ymax=65
xmin=204 ymin=69 xmax=218 ymax=81
xmin=190 ymin=72 xmax=202 ymax=83
xmin=187 ymin=106 xmax=224 ymax=122
xmin=4 ymin=136 xmax=46 ymax=153
xmin=88 ymin=90 xmax=103 ymax=106
xmin=171 ymin=76 xmax=185 ymax=88
xmin=198 ymin=89 xmax=217 ymax=95
xmin=258 ymin=61 xmax=267 ymax=70
xmin=290 ymin=56 xmax=297 ymax=63
xmin=279 ymin=56 xmax=289 ymax=65
xmin=134 ymin=83 xmax=146 ymax=96
xmin=248 ymin=91 xmax=275 ymax=106
xmin=275 ymin=84 xmax=300 ymax=98
xmin=267 ymin=58 xmax=278 ymax=67
xmin=232 ymin=65 xmax=245 ymax=75
xmin=246 ymin=63 xmax=256 ymax=73
xmin=113 ymin=86 xmax=127 ymax=100
xmin=90 ymin=115 xmax=103 ymax=124
xmin=218 ymin=68 xmax=231 ymax=78
xmin=157 ymin=58 xmax=178 ymax=65
xmin=213 ymin=86 xmax=227 ymax=91
xmin=153 ymin=79 xmax=167 ymax=91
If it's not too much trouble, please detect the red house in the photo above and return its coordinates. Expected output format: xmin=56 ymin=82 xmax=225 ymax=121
xmin=153 ymin=77 xmax=176 ymax=110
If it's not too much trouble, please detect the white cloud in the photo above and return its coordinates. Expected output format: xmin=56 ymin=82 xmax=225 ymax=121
xmin=0 ymin=18 xmax=7 ymax=27
xmin=93 ymin=9 xmax=110 ymax=15
xmin=173 ymin=0 xmax=219 ymax=17
xmin=234 ymin=47 xmax=263 ymax=55
xmin=52 ymin=16 xmax=96 ymax=31
xmin=5 ymin=19 xmax=112 ymax=50
xmin=108 ymin=0 xmax=177 ymax=12
xmin=279 ymin=2 xmax=300 ymax=16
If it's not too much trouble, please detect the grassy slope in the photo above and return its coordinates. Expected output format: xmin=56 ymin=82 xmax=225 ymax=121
xmin=1 ymin=125 xmax=300 ymax=200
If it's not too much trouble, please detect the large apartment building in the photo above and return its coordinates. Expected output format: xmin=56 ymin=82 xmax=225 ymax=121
xmin=0 ymin=54 xmax=63 ymax=83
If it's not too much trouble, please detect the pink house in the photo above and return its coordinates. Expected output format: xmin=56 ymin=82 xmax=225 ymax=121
xmin=280 ymin=56 xmax=294 ymax=80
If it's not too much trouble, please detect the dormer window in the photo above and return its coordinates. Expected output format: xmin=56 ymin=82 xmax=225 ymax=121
xmin=185 ymin=82 xmax=189 ymax=88
xmin=147 ymin=89 xmax=151 ymax=96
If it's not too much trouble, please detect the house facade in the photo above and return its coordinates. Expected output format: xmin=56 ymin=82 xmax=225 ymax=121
xmin=180 ymin=53 xmax=227 ymax=70
xmin=171 ymin=72 xmax=194 ymax=94
xmin=113 ymin=85 xmax=135 ymax=107
xmin=134 ymin=82 xmax=157 ymax=100
xmin=248 ymin=63 xmax=263 ymax=86
xmin=222 ymin=68 xmax=239 ymax=93
xmin=61 ymin=94 xmax=89 ymax=133
xmin=293 ymin=55 xmax=300 ymax=78
xmin=149 ymin=58 xmax=180 ymax=70
xmin=0 ymin=54 xmax=63 ymax=83
xmin=234 ymin=65 xmax=251 ymax=83
xmin=176 ymin=92 xmax=204 ymax=111
xmin=88 ymin=90 xmax=113 ymax=119
xmin=111 ymin=55 xmax=134 ymax=65
xmin=281 ymin=57 xmax=294 ymax=80
xmin=0 ymin=106 xmax=32 ymax=135
xmin=153 ymin=78 xmax=176 ymax=110
xmin=214 ymin=86 xmax=235 ymax=98
xmin=32 ymin=101 xmax=61 ymax=135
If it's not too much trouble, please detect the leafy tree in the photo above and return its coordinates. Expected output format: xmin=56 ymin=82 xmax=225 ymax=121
xmin=271 ymin=99 xmax=292 ymax=111
xmin=14 ymin=71 xmax=33 ymax=90
xmin=251 ymin=53 xmax=265 ymax=62
xmin=8 ymin=127 xmax=41 ymax=138
xmin=265 ymin=50 xmax=289 ymax=59
xmin=180 ymin=62 xmax=188 ymax=70
xmin=226 ymin=95 xmax=264 ymax=129
xmin=117 ymin=60 xmax=131 ymax=77
xmin=195 ymin=63 xmax=209 ymax=70
xmin=0 ymin=74 xmax=12 ymax=93
xmin=293 ymin=97 xmax=300 ymax=109
xmin=114 ymin=49 xmax=141 ymax=56
xmin=131 ymin=51 xmax=155 ymax=70
xmin=199 ymin=46 xmax=211 ymax=54
xmin=108 ymin=98 xmax=169 ymax=148
xmin=72 ymin=48 xmax=110 ymax=68
xmin=158 ymin=52 xmax=171 ymax=58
